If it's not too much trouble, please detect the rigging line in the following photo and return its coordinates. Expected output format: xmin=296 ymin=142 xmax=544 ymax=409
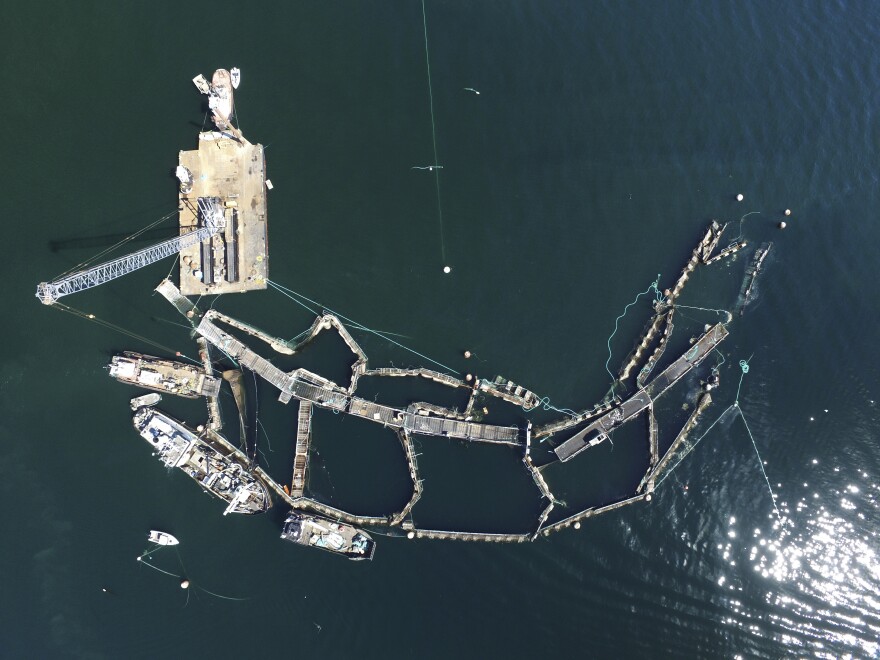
xmin=257 ymin=419 xmax=273 ymax=452
xmin=420 ymin=0 xmax=446 ymax=263
xmin=268 ymin=281 xmax=319 ymax=317
xmin=196 ymin=585 xmax=251 ymax=602
xmin=672 ymin=304 xmax=733 ymax=325
xmin=165 ymin=254 xmax=180 ymax=281
xmin=268 ymin=280 xmax=458 ymax=375
xmin=653 ymin=404 xmax=735 ymax=488
xmin=137 ymin=558 xmax=181 ymax=579
xmin=251 ymin=368 xmax=263 ymax=455
xmin=604 ymin=275 xmax=662 ymax=388
xmin=736 ymin=405 xmax=782 ymax=520
xmin=52 ymin=302 xmax=184 ymax=356
xmin=53 ymin=208 xmax=179 ymax=281
xmin=734 ymin=211 xmax=761 ymax=242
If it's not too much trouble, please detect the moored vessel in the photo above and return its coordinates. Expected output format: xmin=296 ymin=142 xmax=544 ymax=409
xmin=280 ymin=512 xmax=375 ymax=560
xmin=133 ymin=407 xmax=271 ymax=515
xmin=148 ymin=530 xmax=179 ymax=546
xmin=209 ymin=68 xmax=234 ymax=129
xmin=109 ymin=351 xmax=221 ymax=399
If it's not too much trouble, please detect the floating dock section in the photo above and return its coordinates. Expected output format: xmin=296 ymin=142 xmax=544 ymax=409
xmin=135 ymin=218 xmax=758 ymax=549
xmin=291 ymin=401 xmax=313 ymax=497
xmin=195 ymin=310 xmax=521 ymax=445
xmin=555 ymin=323 xmax=728 ymax=462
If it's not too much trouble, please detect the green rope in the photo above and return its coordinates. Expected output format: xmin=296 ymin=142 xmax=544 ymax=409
xmin=656 ymin=356 xmax=781 ymax=521
xmin=673 ymin=304 xmax=732 ymax=325
xmin=604 ymin=274 xmax=662 ymax=389
xmin=734 ymin=211 xmax=761 ymax=242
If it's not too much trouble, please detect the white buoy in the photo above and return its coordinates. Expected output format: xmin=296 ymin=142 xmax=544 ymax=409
xmin=646 ymin=493 xmax=652 ymax=501
xmin=465 ymin=373 xmax=473 ymax=382
xmin=443 ymin=266 xmax=451 ymax=274
xmin=573 ymin=522 xmax=581 ymax=530
xmin=407 ymin=531 xmax=415 ymax=539
xmin=464 ymin=350 xmax=472 ymax=359
xmin=180 ymin=579 xmax=190 ymax=589
xmin=779 ymin=221 xmax=787 ymax=229
xmin=784 ymin=209 xmax=791 ymax=216
xmin=136 ymin=556 xmax=141 ymax=561
xmin=736 ymin=193 xmax=744 ymax=201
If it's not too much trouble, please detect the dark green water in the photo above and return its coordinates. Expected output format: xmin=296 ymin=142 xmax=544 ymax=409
xmin=3 ymin=2 xmax=880 ymax=658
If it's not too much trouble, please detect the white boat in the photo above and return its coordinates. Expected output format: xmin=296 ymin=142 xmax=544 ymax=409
xmin=230 ymin=67 xmax=241 ymax=89
xmin=148 ymin=530 xmax=179 ymax=546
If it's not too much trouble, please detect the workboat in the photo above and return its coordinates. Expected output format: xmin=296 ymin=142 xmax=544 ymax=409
xmin=208 ymin=68 xmax=234 ymax=129
xmin=132 ymin=407 xmax=271 ymax=515
xmin=109 ymin=352 xmax=221 ymax=399
xmin=280 ymin=512 xmax=376 ymax=560
xmin=230 ymin=67 xmax=240 ymax=89
xmin=148 ymin=530 xmax=179 ymax=546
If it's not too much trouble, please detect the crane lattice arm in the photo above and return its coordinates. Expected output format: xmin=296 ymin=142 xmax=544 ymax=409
xmin=37 ymin=224 xmax=219 ymax=305
xmin=37 ymin=198 xmax=225 ymax=305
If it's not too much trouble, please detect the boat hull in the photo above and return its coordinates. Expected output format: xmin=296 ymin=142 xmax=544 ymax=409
xmin=133 ymin=407 xmax=271 ymax=515
xmin=280 ymin=512 xmax=376 ymax=560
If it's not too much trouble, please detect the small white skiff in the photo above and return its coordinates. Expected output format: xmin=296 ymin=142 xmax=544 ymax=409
xmin=148 ymin=530 xmax=179 ymax=546
xmin=230 ymin=67 xmax=241 ymax=89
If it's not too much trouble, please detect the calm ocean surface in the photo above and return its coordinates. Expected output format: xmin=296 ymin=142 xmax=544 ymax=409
xmin=2 ymin=2 xmax=880 ymax=658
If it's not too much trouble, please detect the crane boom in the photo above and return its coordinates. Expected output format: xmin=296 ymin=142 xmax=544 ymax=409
xmin=37 ymin=224 xmax=220 ymax=305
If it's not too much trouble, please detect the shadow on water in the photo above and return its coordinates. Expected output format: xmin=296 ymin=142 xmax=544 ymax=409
xmin=48 ymin=227 xmax=180 ymax=253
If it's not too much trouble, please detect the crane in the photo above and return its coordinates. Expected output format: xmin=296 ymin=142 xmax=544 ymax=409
xmin=37 ymin=198 xmax=224 ymax=305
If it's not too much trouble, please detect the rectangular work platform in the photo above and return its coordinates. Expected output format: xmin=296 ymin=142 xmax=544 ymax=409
xmin=178 ymin=130 xmax=268 ymax=295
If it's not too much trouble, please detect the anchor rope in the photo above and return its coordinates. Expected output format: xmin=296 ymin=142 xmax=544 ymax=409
xmin=137 ymin=558 xmax=181 ymax=579
xmin=420 ymin=0 xmax=446 ymax=263
xmin=733 ymin=211 xmax=761 ymax=243
xmin=53 ymin=209 xmax=179 ymax=281
xmin=267 ymin=280 xmax=458 ymax=375
xmin=604 ymin=274 xmax=663 ymax=389
xmin=673 ymin=304 xmax=732 ymax=323
xmin=531 ymin=397 xmax=578 ymax=418
xmin=654 ymin=357 xmax=781 ymax=520
xmin=51 ymin=301 xmax=191 ymax=358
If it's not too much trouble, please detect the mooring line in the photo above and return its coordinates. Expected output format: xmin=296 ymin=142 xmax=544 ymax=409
xmin=736 ymin=403 xmax=781 ymax=520
xmin=604 ymin=275 xmax=662 ymax=388
xmin=268 ymin=280 xmax=458 ymax=375
xmin=655 ymin=357 xmax=781 ymax=520
xmin=420 ymin=0 xmax=446 ymax=264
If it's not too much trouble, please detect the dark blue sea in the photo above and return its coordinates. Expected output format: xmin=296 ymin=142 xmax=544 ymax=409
xmin=2 ymin=1 xmax=879 ymax=658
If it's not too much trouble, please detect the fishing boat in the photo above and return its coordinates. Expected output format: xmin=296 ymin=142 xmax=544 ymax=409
xmin=230 ymin=67 xmax=240 ymax=89
xmin=109 ymin=351 xmax=221 ymax=399
xmin=208 ymin=68 xmax=234 ymax=129
xmin=132 ymin=407 xmax=271 ymax=515
xmin=148 ymin=530 xmax=179 ymax=546
xmin=280 ymin=512 xmax=375 ymax=560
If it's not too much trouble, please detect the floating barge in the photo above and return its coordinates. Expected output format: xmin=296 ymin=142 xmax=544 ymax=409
xmin=132 ymin=407 xmax=270 ymax=515
xmin=178 ymin=68 xmax=268 ymax=296
xmin=109 ymin=351 xmax=220 ymax=399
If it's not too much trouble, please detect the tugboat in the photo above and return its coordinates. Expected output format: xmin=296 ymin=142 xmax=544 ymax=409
xmin=132 ymin=407 xmax=271 ymax=515
xmin=280 ymin=512 xmax=376 ymax=560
